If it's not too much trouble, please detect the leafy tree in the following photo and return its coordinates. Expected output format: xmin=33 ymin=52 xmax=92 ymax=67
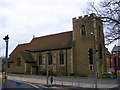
xmin=86 ymin=1 xmax=120 ymax=45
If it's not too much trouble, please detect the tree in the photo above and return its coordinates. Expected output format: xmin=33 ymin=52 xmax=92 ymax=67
xmin=86 ymin=1 xmax=120 ymax=45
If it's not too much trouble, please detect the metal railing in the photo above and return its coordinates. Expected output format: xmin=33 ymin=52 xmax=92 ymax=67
xmin=8 ymin=74 xmax=120 ymax=89
xmin=48 ymin=76 xmax=119 ymax=89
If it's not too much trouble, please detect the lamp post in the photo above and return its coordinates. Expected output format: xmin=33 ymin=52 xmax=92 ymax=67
xmin=92 ymin=15 xmax=97 ymax=89
xmin=91 ymin=32 xmax=97 ymax=89
xmin=3 ymin=35 xmax=9 ymax=88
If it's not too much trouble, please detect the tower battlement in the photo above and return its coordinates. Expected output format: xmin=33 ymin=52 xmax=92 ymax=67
xmin=72 ymin=13 xmax=97 ymax=22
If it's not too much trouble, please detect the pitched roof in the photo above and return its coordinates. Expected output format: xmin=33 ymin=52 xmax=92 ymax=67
xmin=10 ymin=43 xmax=29 ymax=56
xmin=112 ymin=45 xmax=120 ymax=52
xmin=9 ymin=31 xmax=73 ymax=63
xmin=9 ymin=43 xmax=29 ymax=62
xmin=27 ymin=31 xmax=73 ymax=52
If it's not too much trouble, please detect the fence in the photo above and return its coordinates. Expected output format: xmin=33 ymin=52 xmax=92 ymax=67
xmin=48 ymin=76 xmax=119 ymax=89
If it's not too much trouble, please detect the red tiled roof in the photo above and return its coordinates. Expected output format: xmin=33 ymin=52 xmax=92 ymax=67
xmin=9 ymin=43 xmax=29 ymax=62
xmin=10 ymin=43 xmax=29 ymax=56
xmin=27 ymin=31 xmax=73 ymax=52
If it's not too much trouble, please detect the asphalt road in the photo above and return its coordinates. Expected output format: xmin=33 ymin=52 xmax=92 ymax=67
xmin=2 ymin=79 xmax=41 ymax=90
xmin=0 ymin=72 xmax=40 ymax=89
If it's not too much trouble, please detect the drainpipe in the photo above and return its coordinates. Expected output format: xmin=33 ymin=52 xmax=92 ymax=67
xmin=66 ymin=49 xmax=68 ymax=76
xmin=25 ymin=63 xmax=26 ymax=74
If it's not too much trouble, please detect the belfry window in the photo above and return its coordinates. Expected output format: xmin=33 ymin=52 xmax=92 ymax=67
xmin=99 ymin=45 xmax=102 ymax=59
xmin=81 ymin=25 xmax=86 ymax=36
xmin=98 ymin=26 xmax=101 ymax=36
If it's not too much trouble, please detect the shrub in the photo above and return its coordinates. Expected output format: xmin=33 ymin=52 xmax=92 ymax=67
xmin=39 ymin=68 xmax=47 ymax=75
xmin=71 ymin=73 xmax=88 ymax=77
xmin=70 ymin=73 xmax=74 ymax=76
xmin=101 ymin=72 xmax=116 ymax=79
xmin=39 ymin=67 xmax=56 ymax=76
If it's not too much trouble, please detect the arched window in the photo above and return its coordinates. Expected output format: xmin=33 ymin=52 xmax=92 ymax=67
xmin=60 ymin=52 xmax=64 ymax=65
xmin=48 ymin=53 xmax=52 ymax=65
xmin=16 ymin=57 xmax=21 ymax=66
xmin=39 ymin=56 xmax=42 ymax=65
xmin=81 ymin=25 xmax=86 ymax=36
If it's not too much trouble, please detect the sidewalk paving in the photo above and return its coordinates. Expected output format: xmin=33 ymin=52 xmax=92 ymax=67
xmin=7 ymin=73 xmax=120 ymax=89
xmin=30 ymin=83 xmax=120 ymax=90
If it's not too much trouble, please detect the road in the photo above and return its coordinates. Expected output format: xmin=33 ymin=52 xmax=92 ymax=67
xmin=0 ymin=73 xmax=41 ymax=90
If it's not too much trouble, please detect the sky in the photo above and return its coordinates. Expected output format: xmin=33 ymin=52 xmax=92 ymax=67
xmin=0 ymin=0 xmax=119 ymax=57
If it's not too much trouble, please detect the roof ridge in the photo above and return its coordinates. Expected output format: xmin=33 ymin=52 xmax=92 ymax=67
xmin=32 ymin=31 xmax=72 ymax=40
xmin=18 ymin=43 xmax=29 ymax=46
xmin=9 ymin=43 xmax=29 ymax=56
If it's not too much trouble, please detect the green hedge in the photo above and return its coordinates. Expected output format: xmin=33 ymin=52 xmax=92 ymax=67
xmin=39 ymin=67 xmax=56 ymax=76
xmin=39 ymin=68 xmax=47 ymax=75
xmin=101 ymin=72 xmax=116 ymax=79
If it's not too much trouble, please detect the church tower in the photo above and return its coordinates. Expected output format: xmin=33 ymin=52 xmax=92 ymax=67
xmin=72 ymin=13 xmax=106 ymax=76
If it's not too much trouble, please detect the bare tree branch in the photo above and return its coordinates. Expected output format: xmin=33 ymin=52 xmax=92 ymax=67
xmin=86 ymin=1 xmax=120 ymax=45
xmin=100 ymin=17 xmax=120 ymax=24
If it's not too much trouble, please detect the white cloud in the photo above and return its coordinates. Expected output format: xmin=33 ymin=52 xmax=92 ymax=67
xmin=0 ymin=0 xmax=94 ymax=57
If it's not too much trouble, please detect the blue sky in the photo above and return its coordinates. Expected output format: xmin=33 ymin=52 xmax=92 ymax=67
xmin=0 ymin=0 xmax=119 ymax=57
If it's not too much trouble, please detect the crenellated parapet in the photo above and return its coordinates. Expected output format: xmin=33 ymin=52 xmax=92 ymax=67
xmin=72 ymin=13 xmax=98 ymax=22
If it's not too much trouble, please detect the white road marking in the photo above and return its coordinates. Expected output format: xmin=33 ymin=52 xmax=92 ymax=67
xmin=27 ymin=82 xmax=44 ymax=90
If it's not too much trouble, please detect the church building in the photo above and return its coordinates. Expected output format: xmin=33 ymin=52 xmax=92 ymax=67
xmin=8 ymin=13 xmax=106 ymax=76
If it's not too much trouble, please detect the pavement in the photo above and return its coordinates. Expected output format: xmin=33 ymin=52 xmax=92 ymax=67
xmin=29 ymin=83 xmax=120 ymax=90
xmin=6 ymin=74 xmax=120 ymax=90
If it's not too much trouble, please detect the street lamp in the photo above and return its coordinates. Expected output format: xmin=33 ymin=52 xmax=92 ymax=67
xmin=3 ymin=35 xmax=9 ymax=88
xmin=92 ymin=15 xmax=98 ymax=89
xmin=91 ymin=32 xmax=97 ymax=89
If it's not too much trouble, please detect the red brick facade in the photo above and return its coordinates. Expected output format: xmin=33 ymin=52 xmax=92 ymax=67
xmin=106 ymin=45 xmax=120 ymax=73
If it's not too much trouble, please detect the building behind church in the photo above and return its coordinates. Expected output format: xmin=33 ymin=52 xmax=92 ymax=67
xmin=8 ymin=13 xmax=106 ymax=77
xmin=106 ymin=45 xmax=120 ymax=73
